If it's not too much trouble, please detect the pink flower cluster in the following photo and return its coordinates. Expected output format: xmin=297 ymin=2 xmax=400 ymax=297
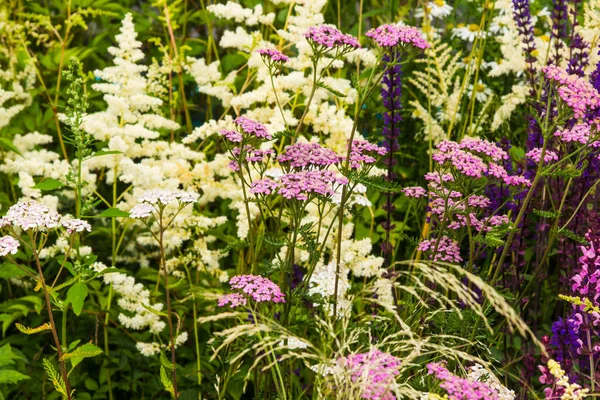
xmin=229 ymin=146 xmax=274 ymax=171
xmin=543 ymin=66 xmax=600 ymax=119
xmin=417 ymin=236 xmax=463 ymax=263
xmin=250 ymin=178 xmax=279 ymax=195
xmin=366 ymin=24 xmax=430 ymax=50
xmin=348 ymin=140 xmax=387 ymax=169
xmin=278 ymin=143 xmax=343 ymax=170
xmin=258 ymin=48 xmax=289 ymax=63
xmin=234 ymin=116 xmax=272 ymax=140
xmin=427 ymin=362 xmax=501 ymax=400
xmin=0 ymin=236 xmax=19 ymax=257
xmin=217 ymin=293 xmax=247 ymax=308
xmin=338 ymin=349 xmax=401 ymax=400
xmin=555 ymin=122 xmax=600 ymax=147
xmin=0 ymin=200 xmax=60 ymax=231
xmin=304 ymin=25 xmax=360 ymax=50
xmin=278 ymin=170 xmax=348 ymax=201
xmin=250 ymin=170 xmax=348 ymax=200
xmin=402 ymin=186 xmax=427 ymax=198
xmin=433 ymin=139 xmax=530 ymax=187
xmin=220 ymin=129 xmax=242 ymax=143
xmin=217 ymin=275 xmax=285 ymax=308
xmin=525 ymin=148 xmax=559 ymax=164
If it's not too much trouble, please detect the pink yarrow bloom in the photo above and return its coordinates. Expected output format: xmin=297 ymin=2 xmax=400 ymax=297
xmin=258 ymin=48 xmax=289 ymax=62
xmin=427 ymin=362 xmax=502 ymax=400
xmin=347 ymin=140 xmax=387 ymax=169
xmin=229 ymin=275 xmax=285 ymax=303
xmin=417 ymin=236 xmax=462 ymax=263
xmin=61 ymin=218 xmax=92 ymax=234
xmin=543 ymin=65 xmax=600 ymax=119
xmin=366 ymin=24 xmax=430 ymax=49
xmin=217 ymin=293 xmax=247 ymax=308
xmin=338 ymin=349 xmax=401 ymax=400
xmin=526 ymin=148 xmax=559 ymax=164
xmin=234 ymin=116 xmax=272 ymax=140
xmin=0 ymin=236 xmax=19 ymax=257
xmin=250 ymin=178 xmax=279 ymax=195
xmin=402 ymin=186 xmax=427 ymax=198
xmin=304 ymin=25 xmax=360 ymax=50
xmin=555 ymin=122 xmax=600 ymax=147
xmin=278 ymin=142 xmax=343 ymax=170
xmin=278 ymin=170 xmax=348 ymax=201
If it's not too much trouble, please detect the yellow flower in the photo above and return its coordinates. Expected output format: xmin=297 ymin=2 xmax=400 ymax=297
xmin=468 ymin=24 xmax=480 ymax=32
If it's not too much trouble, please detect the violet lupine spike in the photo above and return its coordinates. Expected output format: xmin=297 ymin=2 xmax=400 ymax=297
xmin=550 ymin=0 xmax=569 ymax=66
xmin=512 ymin=0 xmax=538 ymax=89
xmin=380 ymin=51 xmax=402 ymax=260
xmin=566 ymin=34 xmax=590 ymax=77
xmin=591 ymin=47 xmax=600 ymax=93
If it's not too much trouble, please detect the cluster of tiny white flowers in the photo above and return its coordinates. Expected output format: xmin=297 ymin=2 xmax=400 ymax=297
xmin=468 ymin=364 xmax=516 ymax=400
xmin=91 ymin=262 xmax=166 ymax=335
xmin=135 ymin=332 xmax=189 ymax=357
xmin=1 ymin=200 xmax=61 ymax=231
xmin=61 ymin=218 xmax=92 ymax=234
xmin=0 ymin=236 xmax=19 ymax=257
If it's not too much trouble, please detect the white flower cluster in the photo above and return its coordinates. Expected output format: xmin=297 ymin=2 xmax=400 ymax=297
xmin=61 ymin=218 xmax=92 ymax=234
xmin=1 ymin=200 xmax=60 ymax=231
xmin=91 ymin=262 xmax=166 ymax=335
xmin=207 ymin=2 xmax=274 ymax=26
xmin=468 ymin=364 xmax=515 ymax=400
xmin=0 ymin=236 xmax=19 ymax=257
xmin=136 ymin=332 xmax=189 ymax=357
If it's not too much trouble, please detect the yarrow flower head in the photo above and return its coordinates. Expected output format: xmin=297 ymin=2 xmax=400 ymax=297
xmin=542 ymin=65 xmax=600 ymax=119
xmin=337 ymin=349 xmax=401 ymax=400
xmin=278 ymin=142 xmax=343 ymax=170
xmin=366 ymin=24 xmax=430 ymax=50
xmin=137 ymin=189 xmax=199 ymax=205
xmin=250 ymin=178 xmax=279 ymax=195
xmin=0 ymin=236 xmax=19 ymax=257
xmin=555 ymin=122 xmax=600 ymax=147
xmin=217 ymin=275 xmax=285 ymax=308
xmin=525 ymin=148 xmax=559 ymax=164
xmin=258 ymin=48 xmax=289 ymax=63
xmin=278 ymin=170 xmax=348 ymax=201
xmin=1 ymin=200 xmax=61 ymax=231
xmin=129 ymin=203 xmax=154 ymax=219
xmin=427 ymin=362 xmax=506 ymax=400
xmin=417 ymin=236 xmax=462 ymax=263
xmin=304 ymin=25 xmax=360 ymax=51
xmin=234 ymin=116 xmax=272 ymax=140
xmin=402 ymin=186 xmax=427 ymax=198
xmin=348 ymin=140 xmax=387 ymax=169
xmin=61 ymin=218 xmax=92 ymax=234
xmin=228 ymin=146 xmax=274 ymax=171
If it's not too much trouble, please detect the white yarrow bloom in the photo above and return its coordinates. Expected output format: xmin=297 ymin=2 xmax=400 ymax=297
xmin=3 ymin=200 xmax=61 ymax=230
xmin=129 ymin=203 xmax=154 ymax=219
xmin=61 ymin=218 xmax=92 ymax=234
xmin=0 ymin=236 xmax=19 ymax=256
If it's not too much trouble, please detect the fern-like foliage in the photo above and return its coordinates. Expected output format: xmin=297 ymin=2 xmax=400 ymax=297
xmin=15 ymin=322 xmax=51 ymax=335
xmin=42 ymin=359 xmax=71 ymax=400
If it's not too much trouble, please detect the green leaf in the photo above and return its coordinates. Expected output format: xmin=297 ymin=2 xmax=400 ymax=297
xmin=160 ymin=352 xmax=174 ymax=370
xmin=160 ymin=366 xmax=175 ymax=397
xmin=0 ymin=370 xmax=29 ymax=385
xmin=0 ymin=344 xmax=21 ymax=367
xmin=90 ymin=150 xmax=122 ymax=158
xmin=32 ymin=178 xmax=64 ymax=191
xmin=98 ymin=208 xmax=130 ymax=218
xmin=66 ymin=282 xmax=88 ymax=316
xmin=63 ymin=343 xmax=102 ymax=369
xmin=0 ymin=138 xmax=21 ymax=156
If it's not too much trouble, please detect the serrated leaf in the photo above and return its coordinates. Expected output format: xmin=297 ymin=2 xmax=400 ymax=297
xmin=0 ymin=344 xmax=21 ymax=367
xmin=557 ymin=228 xmax=589 ymax=244
xmin=32 ymin=178 xmax=64 ymax=191
xmin=532 ymin=209 xmax=560 ymax=218
xmin=62 ymin=343 xmax=102 ymax=369
xmin=66 ymin=282 xmax=88 ymax=316
xmin=15 ymin=322 xmax=51 ymax=335
xmin=316 ymin=81 xmax=346 ymax=98
xmin=42 ymin=359 xmax=69 ymax=399
xmin=220 ymin=240 xmax=248 ymax=254
xmin=98 ymin=208 xmax=129 ymax=218
xmin=160 ymin=352 xmax=174 ymax=370
xmin=160 ymin=366 xmax=175 ymax=397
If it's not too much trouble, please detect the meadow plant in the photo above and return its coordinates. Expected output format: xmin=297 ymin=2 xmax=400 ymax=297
xmin=1 ymin=0 xmax=600 ymax=399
